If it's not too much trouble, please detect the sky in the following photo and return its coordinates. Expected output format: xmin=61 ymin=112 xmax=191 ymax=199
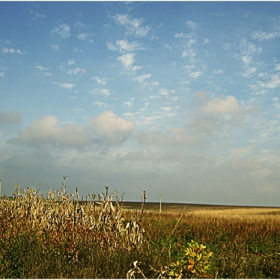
xmin=0 ymin=2 xmax=280 ymax=206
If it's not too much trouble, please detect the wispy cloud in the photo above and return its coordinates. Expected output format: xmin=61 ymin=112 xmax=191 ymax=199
xmin=76 ymin=32 xmax=94 ymax=43
xmin=117 ymin=53 xmax=135 ymax=68
xmin=52 ymin=82 xmax=75 ymax=90
xmin=74 ymin=21 xmax=87 ymax=29
xmin=252 ymin=30 xmax=280 ymax=41
xmin=133 ymin=73 xmax=151 ymax=84
xmin=189 ymin=71 xmax=202 ymax=78
xmin=29 ymin=6 xmax=46 ymax=20
xmin=237 ymin=38 xmax=262 ymax=78
xmin=2 ymin=47 xmax=23 ymax=55
xmin=249 ymin=63 xmax=280 ymax=94
xmin=161 ymin=106 xmax=172 ymax=112
xmin=67 ymin=60 xmax=75 ymax=66
xmin=35 ymin=65 xmax=48 ymax=71
xmin=123 ymin=100 xmax=134 ymax=108
xmin=107 ymin=39 xmax=144 ymax=53
xmin=94 ymin=101 xmax=109 ymax=107
xmin=92 ymin=76 xmax=107 ymax=85
xmin=67 ymin=67 xmax=86 ymax=75
xmin=35 ymin=65 xmax=52 ymax=77
xmin=50 ymin=24 xmax=71 ymax=38
xmin=50 ymin=44 xmax=59 ymax=51
xmin=112 ymin=14 xmax=150 ymax=37
xmin=186 ymin=20 xmax=200 ymax=31
xmin=90 ymin=88 xmax=111 ymax=96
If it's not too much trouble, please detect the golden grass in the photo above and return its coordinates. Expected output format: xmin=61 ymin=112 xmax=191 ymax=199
xmin=124 ymin=201 xmax=280 ymax=221
xmin=189 ymin=207 xmax=280 ymax=221
xmin=1 ymin=184 xmax=280 ymax=278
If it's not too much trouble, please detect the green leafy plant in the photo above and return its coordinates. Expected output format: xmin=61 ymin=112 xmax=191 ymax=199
xmin=167 ymin=240 xmax=213 ymax=279
xmin=127 ymin=240 xmax=213 ymax=279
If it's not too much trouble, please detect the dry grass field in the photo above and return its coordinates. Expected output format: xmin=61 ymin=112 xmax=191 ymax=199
xmin=1 ymin=185 xmax=280 ymax=278
xmin=124 ymin=200 xmax=280 ymax=219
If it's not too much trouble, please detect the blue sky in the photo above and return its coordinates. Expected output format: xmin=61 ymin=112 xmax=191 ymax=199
xmin=1 ymin=2 xmax=280 ymax=206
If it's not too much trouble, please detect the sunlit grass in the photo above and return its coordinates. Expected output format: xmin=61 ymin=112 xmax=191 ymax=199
xmin=0 ymin=182 xmax=280 ymax=278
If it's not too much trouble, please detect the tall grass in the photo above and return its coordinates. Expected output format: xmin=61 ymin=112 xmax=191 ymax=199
xmin=0 ymin=181 xmax=280 ymax=278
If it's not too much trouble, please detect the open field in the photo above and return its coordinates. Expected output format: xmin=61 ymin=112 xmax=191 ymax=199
xmin=123 ymin=200 xmax=280 ymax=211
xmin=1 ymin=187 xmax=280 ymax=278
xmin=124 ymin=201 xmax=280 ymax=218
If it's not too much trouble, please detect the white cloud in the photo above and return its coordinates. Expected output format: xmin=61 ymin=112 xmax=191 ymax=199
xmin=35 ymin=65 xmax=48 ymax=71
xmin=76 ymin=33 xmax=87 ymax=40
xmin=35 ymin=65 xmax=52 ymax=77
xmin=189 ymin=71 xmax=202 ymax=78
xmin=29 ymin=7 xmax=45 ymax=20
xmin=0 ymin=72 xmax=5 ymax=77
xmin=164 ymin=44 xmax=173 ymax=51
xmin=238 ymin=39 xmax=262 ymax=72
xmin=182 ymin=49 xmax=196 ymax=58
xmin=115 ymin=39 xmax=144 ymax=53
xmin=200 ymin=95 xmax=240 ymax=116
xmin=241 ymin=55 xmax=251 ymax=66
xmin=240 ymin=39 xmax=262 ymax=56
xmin=161 ymin=107 xmax=172 ymax=112
xmin=186 ymin=20 xmax=200 ymax=31
xmin=252 ymin=30 xmax=280 ymax=41
xmin=131 ymin=65 xmax=142 ymax=72
xmin=272 ymin=97 xmax=280 ymax=110
xmin=213 ymin=69 xmax=224 ymax=75
xmin=43 ymin=72 xmax=52 ymax=77
xmin=67 ymin=60 xmax=75 ymax=66
xmin=274 ymin=64 xmax=280 ymax=71
xmin=67 ymin=67 xmax=86 ymax=75
xmin=252 ymin=71 xmax=280 ymax=92
xmin=90 ymin=88 xmax=111 ymax=96
xmin=266 ymin=73 xmax=280 ymax=89
xmin=123 ymin=101 xmax=133 ymax=108
xmin=8 ymin=116 xmax=93 ymax=148
xmin=135 ymin=92 xmax=259 ymax=149
xmin=106 ymin=42 xmax=117 ymax=51
xmin=90 ymin=111 xmax=136 ymax=144
xmin=2 ymin=47 xmax=23 ymax=55
xmin=113 ymin=14 xmax=150 ymax=37
xmin=74 ymin=21 xmax=87 ymax=29
xmin=76 ymin=32 xmax=94 ymax=43
xmin=133 ymin=73 xmax=151 ymax=84
xmin=117 ymin=53 xmax=135 ymax=68
xmin=52 ymin=82 xmax=75 ymax=90
xmin=50 ymin=24 xmax=70 ymax=38
xmin=241 ymin=67 xmax=256 ymax=78
xmin=174 ymin=33 xmax=184 ymax=39
xmin=92 ymin=76 xmax=107 ymax=85
xmin=50 ymin=44 xmax=59 ymax=51
xmin=108 ymin=40 xmax=143 ymax=54
xmin=159 ymin=88 xmax=169 ymax=97
xmin=94 ymin=101 xmax=109 ymax=107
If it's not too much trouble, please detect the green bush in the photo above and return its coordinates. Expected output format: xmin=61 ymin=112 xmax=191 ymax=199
xmin=168 ymin=240 xmax=213 ymax=279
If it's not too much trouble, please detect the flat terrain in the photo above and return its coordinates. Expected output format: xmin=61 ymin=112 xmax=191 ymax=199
xmin=123 ymin=201 xmax=280 ymax=219
xmin=123 ymin=201 xmax=279 ymax=211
